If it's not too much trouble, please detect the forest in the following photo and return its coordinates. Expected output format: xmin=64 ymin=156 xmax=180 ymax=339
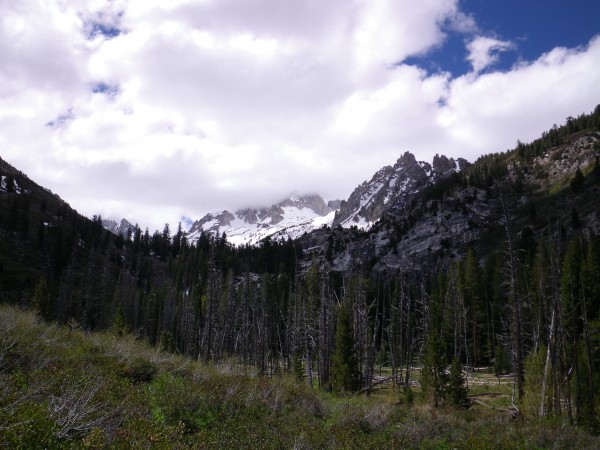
xmin=1 ymin=107 xmax=600 ymax=447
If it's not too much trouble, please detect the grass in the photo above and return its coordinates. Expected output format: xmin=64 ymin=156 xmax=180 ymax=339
xmin=1 ymin=304 xmax=599 ymax=449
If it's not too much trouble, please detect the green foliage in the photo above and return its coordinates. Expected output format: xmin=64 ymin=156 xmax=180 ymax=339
xmin=292 ymin=352 xmax=304 ymax=383
xmin=402 ymin=386 xmax=415 ymax=405
xmin=31 ymin=276 xmax=52 ymax=321
xmin=447 ymin=357 xmax=469 ymax=408
xmin=118 ymin=357 xmax=157 ymax=384
xmin=494 ymin=345 xmax=511 ymax=377
xmin=149 ymin=373 xmax=218 ymax=432
xmin=109 ymin=306 xmax=127 ymax=336
xmin=331 ymin=305 xmax=362 ymax=394
xmin=522 ymin=346 xmax=547 ymax=418
xmin=571 ymin=167 xmax=585 ymax=191
xmin=421 ymin=329 xmax=447 ymax=407
xmin=1 ymin=304 xmax=600 ymax=448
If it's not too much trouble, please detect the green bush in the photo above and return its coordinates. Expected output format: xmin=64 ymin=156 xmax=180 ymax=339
xmin=118 ymin=357 xmax=157 ymax=384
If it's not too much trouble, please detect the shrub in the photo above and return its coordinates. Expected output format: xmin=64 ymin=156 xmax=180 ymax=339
xmin=118 ymin=358 xmax=157 ymax=384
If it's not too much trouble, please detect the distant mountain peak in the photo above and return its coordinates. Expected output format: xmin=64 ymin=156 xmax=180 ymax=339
xmin=103 ymin=218 xmax=135 ymax=237
xmin=333 ymin=151 xmax=469 ymax=229
xmin=187 ymin=193 xmax=338 ymax=246
xmin=187 ymin=152 xmax=473 ymax=245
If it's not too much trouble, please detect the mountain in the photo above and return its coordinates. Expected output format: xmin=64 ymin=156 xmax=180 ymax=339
xmin=333 ymin=152 xmax=468 ymax=229
xmin=102 ymin=218 xmax=135 ymax=237
xmin=187 ymin=153 xmax=469 ymax=246
xmin=187 ymin=194 xmax=336 ymax=246
xmin=299 ymin=131 xmax=600 ymax=273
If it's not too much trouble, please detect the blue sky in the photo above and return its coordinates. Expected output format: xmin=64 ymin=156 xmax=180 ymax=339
xmin=1 ymin=0 xmax=599 ymax=231
xmin=411 ymin=0 xmax=600 ymax=76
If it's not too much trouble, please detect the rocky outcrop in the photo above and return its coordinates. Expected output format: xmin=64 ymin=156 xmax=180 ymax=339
xmin=333 ymin=151 xmax=468 ymax=229
xmin=299 ymin=132 xmax=600 ymax=275
xmin=103 ymin=218 xmax=135 ymax=237
xmin=529 ymin=135 xmax=599 ymax=188
xmin=327 ymin=199 xmax=342 ymax=210
xmin=280 ymin=194 xmax=331 ymax=216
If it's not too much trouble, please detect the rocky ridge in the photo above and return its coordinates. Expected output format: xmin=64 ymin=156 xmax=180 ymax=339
xmin=332 ymin=152 xmax=468 ymax=228
xmin=102 ymin=218 xmax=135 ymax=237
xmin=186 ymin=152 xmax=467 ymax=246
xmin=298 ymin=132 xmax=600 ymax=273
xmin=187 ymin=194 xmax=336 ymax=246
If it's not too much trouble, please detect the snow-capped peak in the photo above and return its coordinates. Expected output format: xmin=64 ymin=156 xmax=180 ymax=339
xmin=187 ymin=194 xmax=339 ymax=246
xmin=333 ymin=151 xmax=470 ymax=229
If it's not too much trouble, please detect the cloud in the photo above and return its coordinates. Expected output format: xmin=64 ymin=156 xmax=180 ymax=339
xmin=1 ymin=0 xmax=599 ymax=232
xmin=440 ymin=36 xmax=600 ymax=153
xmin=466 ymin=36 xmax=514 ymax=73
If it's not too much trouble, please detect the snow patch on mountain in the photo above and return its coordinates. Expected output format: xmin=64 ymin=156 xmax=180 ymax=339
xmin=188 ymin=194 xmax=338 ymax=246
xmin=333 ymin=152 xmax=469 ymax=230
xmin=0 ymin=175 xmax=22 ymax=194
xmin=187 ymin=153 xmax=469 ymax=246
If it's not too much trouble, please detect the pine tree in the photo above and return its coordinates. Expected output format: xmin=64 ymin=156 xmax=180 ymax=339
xmin=494 ymin=344 xmax=510 ymax=378
xmin=570 ymin=167 xmax=585 ymax=192
xmin=292 ymin=353 xmax=304 ymax=383
xmin=4 ymin=174 xmax=15 ymax=193
xmin=331 ymin=305 xmax=362 ymax=394
xmin=447 ymin=357 xmax=469 ymax=408
xmin=421 ymin=328 xmax=447 ymax=407
xmin=110 ymin=306 xmax=128 ymax=336
xmin=32 ymin=276 xmax=52 ymax=321
xmin=522 ymin=346 xmax=546 ymax=418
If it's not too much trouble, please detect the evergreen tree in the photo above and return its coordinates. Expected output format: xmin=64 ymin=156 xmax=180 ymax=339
xmin=331 ymin=305 xmax=362 ymax=393
xmin=110 ymin=306 xmax=128 ymax=336
xmin=4 ymin=174 xmax=15 ymax=193
xmin=447 ymin=357 xmax=469 ymax=408
xmin=522 ymin=346 xmax=546 ymax=418
xmin=494 ymin=344 xmax=510 ymax=378
xmin=32 ymin=277 xmax=52 ymax=321
xmin=421 ymin=328 xmax=447 ymax=407
xmin=292 ymin=353 xmax=304 ymax=383
xmin=571 ymin=167 xmax=585 ymax=192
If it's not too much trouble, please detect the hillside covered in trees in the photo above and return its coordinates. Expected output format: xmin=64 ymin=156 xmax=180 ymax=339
xmin=1 ymin=107 xmax=600 ymax=447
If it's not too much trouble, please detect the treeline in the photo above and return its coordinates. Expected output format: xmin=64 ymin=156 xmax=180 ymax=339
xmin=21 ymin=205 xmax=600 ymax=430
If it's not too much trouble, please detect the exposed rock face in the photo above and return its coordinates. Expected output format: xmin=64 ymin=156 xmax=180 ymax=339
xmin=327 ymin=199 xmax=342 ymax=210
xmin=298 ymin=132 xmax=600 ymax=275
xmin=280 ymin=194 xmax=331 ymax=216
xmin=333 ymin=151 xmax=467 ymax=228
xmin=529 ymin=136 xmax=599 ymax=188
xmin=103 ymin=218 xmax=135 ymax=237
xmin=432 ymin=154 xmax=469 ymax=178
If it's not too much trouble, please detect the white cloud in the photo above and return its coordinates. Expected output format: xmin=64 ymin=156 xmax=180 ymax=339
xmin=466 ymin=36 xmax=514 ymax=73
xmin=1 ymin=0 xmax=599 ymax=232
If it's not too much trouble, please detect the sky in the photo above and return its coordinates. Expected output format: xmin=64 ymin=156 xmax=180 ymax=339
xmin=1 ymin=0 xmax=599 ymax=232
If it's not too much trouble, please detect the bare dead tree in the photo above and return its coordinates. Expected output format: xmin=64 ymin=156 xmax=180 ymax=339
xmin=500 ymin=194 xmax=525 ymax=402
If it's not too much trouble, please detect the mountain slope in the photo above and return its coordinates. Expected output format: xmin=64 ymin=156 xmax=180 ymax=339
xmin=333 ymin=152 xmax=468 ymax=229
xmin=187 ymin=194 xmax=336 ymax=246
xmin=298 ymin=128 xmax=600 ymax=273
xmin=102 ymin=218 xmax=135 ymax=237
